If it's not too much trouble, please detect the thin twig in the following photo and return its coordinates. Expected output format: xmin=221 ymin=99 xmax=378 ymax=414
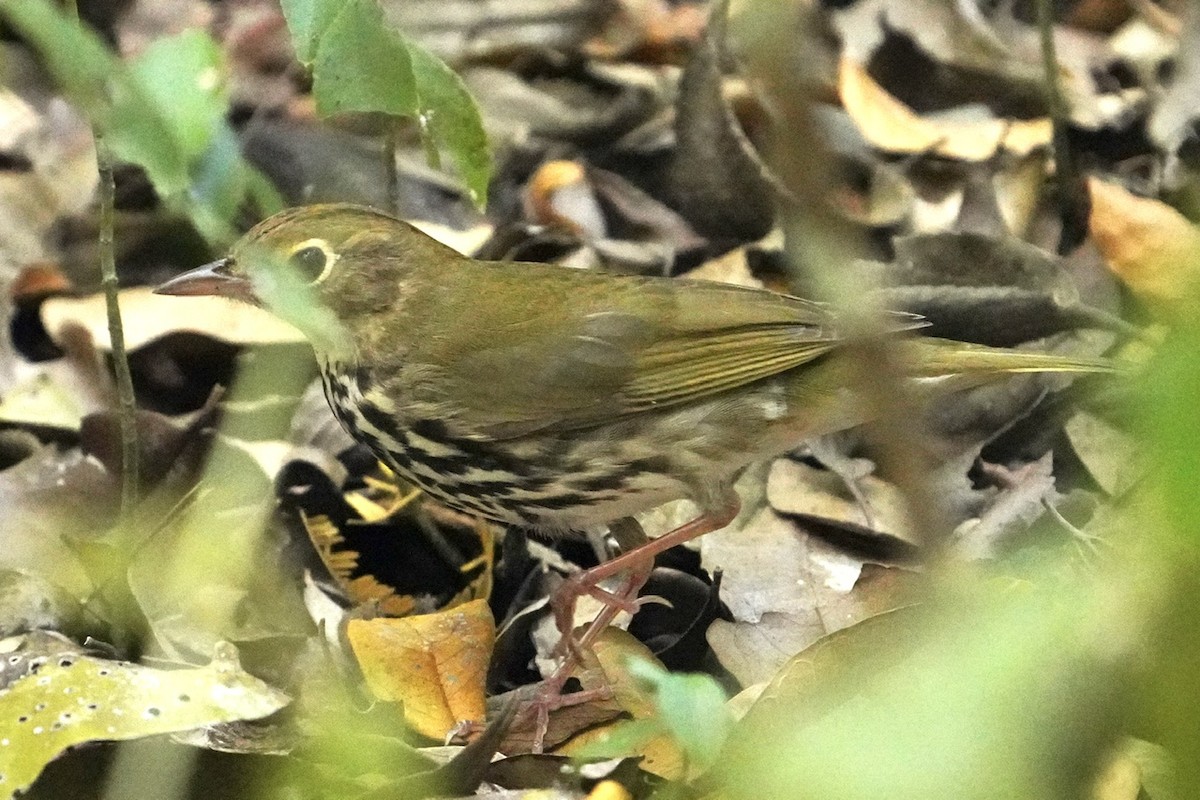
xmin=66 ymin=0 xmax=139 ymax=511
xmin=1035 ymin=0 xmax=1088 ymax=254
xmin=383 ymin=122 xmax=400 ymax=215
xmin=97 ymin=136 xmax=139 ymax=509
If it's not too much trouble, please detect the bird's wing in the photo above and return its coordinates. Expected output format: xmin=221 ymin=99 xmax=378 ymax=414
xmin=396 ymin=264 xmax=919 ymax=439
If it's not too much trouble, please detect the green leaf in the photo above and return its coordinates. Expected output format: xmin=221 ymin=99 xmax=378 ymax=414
xmin=279 ymin=0 xmax=343 ymax=65
xmin=130 ymin=30 xmax=226 ymax=161
xmin=0 ymin=641 xmax=288 ymax=797
xmin=310 ymin=0 xmax=417 ymax=118
xmin=1145 ymin=324 xmax=1200 ymax=547
xmin=188 ymin=125 xmax=284 ymax=242
xmin=407 ymin=39 xmax=491 ymax=207
xmin=573 ymin=718 xmax=666 ymax=761
xmin=627 ymin=658 xmax=732 ymax=772
xmin=280 ymin=0 xmax=491 ymax=207
xmin=0 ymin=0 xmax=189 ymax=195
xmin=0 ymin=0 xmax=281 ymax=244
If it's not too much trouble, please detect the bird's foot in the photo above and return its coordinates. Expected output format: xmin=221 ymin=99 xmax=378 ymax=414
xmin=551 ymin=565 xmax=653 ymax=660
xmin=524 ymin=668 xmax=615 ymax=754
xmin=528 ymin=499 xmax=743 ymax=751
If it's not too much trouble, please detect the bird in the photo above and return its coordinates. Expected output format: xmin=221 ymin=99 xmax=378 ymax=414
xmin=154 ymin=202 xmax=1111 ymax=654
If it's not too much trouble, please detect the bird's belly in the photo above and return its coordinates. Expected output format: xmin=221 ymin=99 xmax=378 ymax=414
xmin=357 ymin=422 xmax=686 ymax=532
xmin=320 ymin=370 xmax=688 ymax=531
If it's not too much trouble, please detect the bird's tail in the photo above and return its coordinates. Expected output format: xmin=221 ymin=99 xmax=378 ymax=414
xmin=906 ymin=337 xmax=1118 ymax=380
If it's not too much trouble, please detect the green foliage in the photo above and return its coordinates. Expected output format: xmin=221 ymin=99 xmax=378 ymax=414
xmin=0 ymin=642 xmax=288 ymax=797
xmin=1134 ymin=314 xmax=1200 ymax=792
xmin=280 ymin=0 xmax=491 ymax=207
xmin=581 ymin=659 xmax=732 ymax=774
xmin=626 ymin=659 xmax=732 ymax=772
xmin=286 ymin=0 xmax=417 ymax=118
xmin=1144 ymin=323 xmax=1200 ymax=544
xmin=0 ymin=0 xmax=282 ymax=243
xmin=407 ymin=43 xmax=491 ymax=205
xmin=2 ymin=0 xmax=188 ymax=194
xmin=130 ymin=31 xmax=226 ymax=161
xmin=719 ymin=581 xmax=1126 ymax=800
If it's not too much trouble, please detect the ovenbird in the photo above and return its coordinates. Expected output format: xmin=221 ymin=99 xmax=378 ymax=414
xmin=155 ymin=203 xmax=1109 ymax=607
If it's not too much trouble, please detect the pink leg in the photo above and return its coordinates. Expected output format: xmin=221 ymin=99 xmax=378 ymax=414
xmin=527 ymin=496 xmax=742 ymax=752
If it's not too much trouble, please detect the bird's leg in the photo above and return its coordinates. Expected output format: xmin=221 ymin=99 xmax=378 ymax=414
xmin=552 ymin=496 xmax=741 ymax=647
xmin=526 ymin=496 xmax=742 ymax=752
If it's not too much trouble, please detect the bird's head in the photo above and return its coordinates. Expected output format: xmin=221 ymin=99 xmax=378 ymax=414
xmin=155 ymin=203 xmax=457 ymax=355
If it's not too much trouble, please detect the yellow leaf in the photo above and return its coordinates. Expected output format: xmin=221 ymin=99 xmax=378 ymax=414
xmin=1087 ymin=176 xmax=1200 ymax=304
xmin=838 ymin=58 xmax=1051 ymax=161
xmin=347 ymin=600 xmax=495 ymax=739
xmin=588 ymin=779 xmax=634 ymax=800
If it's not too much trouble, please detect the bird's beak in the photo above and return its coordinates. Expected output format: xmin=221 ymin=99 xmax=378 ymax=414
xmin=153 ymin=258 xmax=258 ymax=304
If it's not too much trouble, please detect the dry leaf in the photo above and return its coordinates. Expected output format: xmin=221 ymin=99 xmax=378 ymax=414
xmin=1064 ymin=411 xmax=1142 ymax=497
xmin=1087 ymin=177 xmax=1200 ymax=304
xmin=523 ymin=159 xmax=606 ymax=238
xmin=767 ymin=459 xmax=916 ymax=543
xmin=347 ymin=600 xmax=495 ymax=740
xmin=706 ymin=564 xmax=911 ymax=687
xmin=41 ymin=288 xmax=303 ymax=351
xmin=686 ymin=244 xmax=766 ymax=288
xmin=0 ymin=641 xmax=288 ymax=798
xmin=838 ymin=58 xmax=1052 ymax=161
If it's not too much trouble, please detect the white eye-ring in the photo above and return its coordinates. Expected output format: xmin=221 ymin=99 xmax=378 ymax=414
xmin=287 ymin=238 xmax=339 ymax=285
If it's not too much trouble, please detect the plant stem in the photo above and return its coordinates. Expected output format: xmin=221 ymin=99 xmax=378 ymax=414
xmin=1035 ymin=0 xmax=1088 ymax=254
xmin=1034 ymin=0 xmax=1069 ymax=123
xmin=66 ymin=0 xmax=139 ymax=511
xmin=384 ymin=122 xmax=400 ymax=215
xmin=96 ymin=134 xmax=139 ymax=509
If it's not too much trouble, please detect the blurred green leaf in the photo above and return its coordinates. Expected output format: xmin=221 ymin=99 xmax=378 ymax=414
xmin=0 ymin=0 xmax=189 ymax=195
xmin=0 ymin=0 xmax=282 ymax=243
xmin=130 ymin=30 xmax=226 ymax=161
xmin=1144 ymin=323 xmax=1200 ymax=546
xmin=1135 ymin=314 xmax=1200 ymax=791
xmin=574 ymin=718 xmax=665 ymax=761
xmin=627 ymin=659 xmax=732 ymax=773
xmin=189 ymin=125 xmax=285 ymax=242
xmin=720 ymin=584 xmax=1128 ymax=800
xmin=0 ymin=1 xmax=282 ymax=242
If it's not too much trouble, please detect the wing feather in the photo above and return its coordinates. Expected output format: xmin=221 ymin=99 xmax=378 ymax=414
xmin=393 ymin=260 xmax=922 ymax=439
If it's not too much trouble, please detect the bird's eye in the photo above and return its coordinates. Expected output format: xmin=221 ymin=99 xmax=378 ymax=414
xmin=288 ymin=242 xmax=335 ymax=284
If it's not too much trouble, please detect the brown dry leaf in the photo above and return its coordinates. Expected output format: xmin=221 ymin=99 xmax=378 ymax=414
xmin=699 ymin=495 xmax=914 ymax=686
xmin=1064 ymin=411 xmax=1143 ymax=497
xmin=347 ymin=599 xmax=495 ymax=740
xmin=1087 ymin=176 xmax=1200 ymax=304
xmin=706 ymin=563 xmax=912 ymax=687
xmin=523 ymin=159 xmax=606 ymax=238
xmin=838 ymin=58 xmax=1052 ymax=161
xmin=586 ymin=0 xmax=707 ymax=60
xmin=686 ymin=243 xmax=767 ymax=288
xmin=767 ymin=459 xmax=915 ymax=543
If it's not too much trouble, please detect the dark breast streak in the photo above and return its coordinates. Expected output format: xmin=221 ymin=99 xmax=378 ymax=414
xmin=319 ymin=367 xmax=653 ymax=529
